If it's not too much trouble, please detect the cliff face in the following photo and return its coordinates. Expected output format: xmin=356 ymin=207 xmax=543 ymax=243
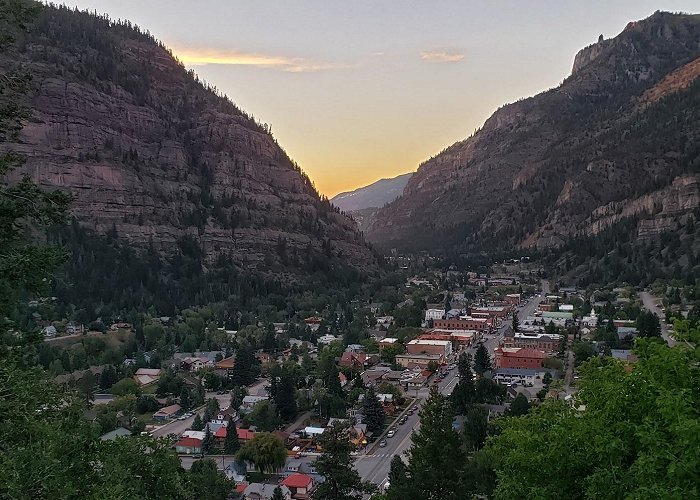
xmin=2 ymin=6 xmax=376 ymax=278
xmin=367 ymin=12 xmax=700 ymax=255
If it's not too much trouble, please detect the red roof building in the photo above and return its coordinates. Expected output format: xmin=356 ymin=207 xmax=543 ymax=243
xmin=174 ymin=437 xmax=202 ymax=455
xmin=282 ymin=473 xmax=314 ymax=498
xmin=237 ymin=428 xmax=255 ymax=441
xmin=494 ymin=347 xmax=547 ymax=369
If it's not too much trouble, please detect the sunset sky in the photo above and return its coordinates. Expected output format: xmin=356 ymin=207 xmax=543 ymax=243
xmin=61 ymin=1 xmax=699 ymax=197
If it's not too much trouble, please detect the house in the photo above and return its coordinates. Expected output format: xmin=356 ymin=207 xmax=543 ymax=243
xmin=338 ymin=372 xmax=348 ymax=387
xmin=348 ymin=423 xmax=369 ymax=447
xmin=339 ymin=352 xmax=380 ymax=370
xmin=42 ymin=325 xmax=57 ymax=338
xmin=494 ymin=347 xmax=548 ymax=370
xmin=302 ymin=427 xmax=325 ymax=438
xmin=215 ymin=355 xmax=236 ymax=373
xmin=378 ymin=338 xmax=399 ymax=351
xmin=213 ymin=426 xmax=228 ymax=447
xmin=180 ymin=356 xmax=210 ymax=372
xmin=175 ymin=436 xmax=202 ymax=454
xmin=360 ymin=368 xmax=389 ymax=387
xmin=281 ymin=473 xmax=314 ymax=498
xmin=153 ymin=404 xmax=181 ymax=421
xmin=224 ymin=461 xmax=247 ymax=482
xmin=212 ymin=406 xmax=237 ymax=425
xmin=317 ymin=334 xmax=337 ymax=345
xmin=376 ymin=316 xmax=394 ymax=327
xmin=244 ymin=483 xmax=292 ymax=500
xmin=237 ymin=428 xmax=256 ymax=442
xmin=134 ymin=368 xmax=161 ymax=386
xmin=424 ymin=308 xmax=446 ymax=323
xmin=610 ymin=349 xmax=638 ymax=363
xmin=99 ymin=427 xmax=132 ymax=441
xmin=304 ymin=316 xmax=322 ymax=332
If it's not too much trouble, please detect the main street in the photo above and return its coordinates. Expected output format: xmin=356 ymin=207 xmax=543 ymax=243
xmin=354 ymin=285 xmax=546 ymax=490
xmin=639 ymin=291 xmax=676 ymax=347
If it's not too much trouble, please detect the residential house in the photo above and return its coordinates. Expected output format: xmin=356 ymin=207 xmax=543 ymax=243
xmin=215 ymin=356 xmax=236 ymax=377
xmin=339 ymin=352 xmax=379 ymax=371
xmin=316 ymin=334 xmax=337 ymax=345
xmin=378 ymin=338 xmax=399 ymax=351
xmin=153 ymin=404 xmax=181 ymax=421
xmin=376 ymin=316 xmax=394 ymax=327
xmin=42 ymin=325 xmax=57 ymax=338
xmin=134 ymin=368 xmax=161 ymax=386
xmin=212 ymin=406 xmax=237 ymax=425
xmin=360 ymin=368 xmax=389 ymax=387
xmin=175 ymin=436 xmax=202 ymax=455
xmin=304 ymin=316 xmax=322 ymax=332
xmin=424 ymin=308 xmax=446 ymax=323
xmin=244 ymin=483 xmax=292 ymax=500
xmin=237 ymin=428 xmax=256 ymax=443
xmin=281 ymin=473 xmax=314 ymax=499
xmin=224 ymin=461 xmax=247 ymax=482
xmin=180 ymin=356 xmax=210 ymax=372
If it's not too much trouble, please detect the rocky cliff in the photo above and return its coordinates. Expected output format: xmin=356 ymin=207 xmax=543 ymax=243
xmin=367 ymin=12 xmax=700 ymax=259
xmin=2 ymin=5 xmax=376 ymax=281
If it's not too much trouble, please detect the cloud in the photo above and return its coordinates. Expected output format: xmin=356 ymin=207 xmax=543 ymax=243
xmin=420 ymin=50 xmax=465 ymax=63
xmin=173 ymin=48 xmax=346 ymax=73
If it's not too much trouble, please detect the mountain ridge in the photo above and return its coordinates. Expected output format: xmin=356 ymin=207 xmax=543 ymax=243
xmin=331 ymin=172 xmax=413 ymax=212
xmin=367 ymin=11 xmax=700 ymax=266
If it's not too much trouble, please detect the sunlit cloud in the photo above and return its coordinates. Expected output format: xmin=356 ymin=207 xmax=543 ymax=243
xmin=420 ymin=50 xmax=465 ymax=63
xmin=173 ymin=48 xmax=347 ymax=73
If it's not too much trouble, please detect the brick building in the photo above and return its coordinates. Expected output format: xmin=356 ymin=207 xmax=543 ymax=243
xmin=494 ymin=347 xmax=548 ymax=369
xmin=433 ymin=316 xmax=492 ymax=333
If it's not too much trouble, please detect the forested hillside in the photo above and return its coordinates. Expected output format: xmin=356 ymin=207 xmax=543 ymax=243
xmin=0 ymin=3 xmax=378 ymax=317
xmin=368 ymin=12 xmax=700 ymax=285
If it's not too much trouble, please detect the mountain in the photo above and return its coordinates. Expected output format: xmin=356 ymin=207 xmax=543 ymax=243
xmin=0 ymin=4 xmax=377 ymax=311
xmin=367 ymin=11 xmax=700 ymax=279
xmin=331 ymin=173 xmax=413 ymax=212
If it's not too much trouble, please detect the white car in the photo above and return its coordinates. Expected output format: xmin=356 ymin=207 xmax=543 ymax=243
xmin=387 ymin=430 xmax=395 ymax=438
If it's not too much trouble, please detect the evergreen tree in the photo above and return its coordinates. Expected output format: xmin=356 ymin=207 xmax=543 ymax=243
xmin=179 ymin=386 xmax=191 ymax=411
xmin=202 ymin=425 xmax=214 ymax=454
xmin=512 ymin=312 xmax=520 ymax=332
xmin=385 ymin=455 xmax=411 ymax=500
xmin=192 ymin=414 xmax=204 ymax=432
xmin=451 ymin=351 xmax=475 ymax=414
xmin=314 ymin=423 xmax=376 ymax=499
xmin=406 ymin=385 xmax=468 ymax=499
xmin=509 ymin=393 xmax=530 ymax=416
xmin=271 ymin=486 xmax=285 ymax=500
xmin=362 ymin=386 xmax=386 ymax=437
xmin=462 ymin=404 xmax=489 ymax=452
xmin=473 ymin=344 xmax=492 ymax=375
xmin=98 ymin=365 xmax=117 ymax=390
xmin=276 ymin=369 xmax=298 ymax=422
xmin=231 ymin=344 xmax=260 ymax=386
xmin=224 ymin=417 xmax=240 ymax=454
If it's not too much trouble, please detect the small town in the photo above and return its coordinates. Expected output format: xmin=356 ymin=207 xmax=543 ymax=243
xmin=3 ymin=2 xmax=699 ymax=499
xmin=33 ymin=255 xmax=677 ymax=499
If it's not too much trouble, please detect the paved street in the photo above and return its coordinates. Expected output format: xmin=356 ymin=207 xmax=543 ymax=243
xmin=639 ymin=291 xmax=676 ymax=346
xmin=151 ymin=391 xmax=232 ymax=438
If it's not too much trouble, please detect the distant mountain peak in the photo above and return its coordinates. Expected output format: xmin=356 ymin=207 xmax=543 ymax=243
xmin=331 ymin=172 xmax=413 ymax=212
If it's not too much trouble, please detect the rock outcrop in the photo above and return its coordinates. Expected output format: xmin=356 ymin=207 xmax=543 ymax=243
xmin=2 ymin=6 xmax=376 ymax=278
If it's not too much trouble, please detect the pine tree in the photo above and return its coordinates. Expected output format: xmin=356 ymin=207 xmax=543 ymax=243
xmin=202 ymin=425 xmax=214 ymax=454
xmin=362 ymin=386 xmax=385 ymax=437
xmin=192 ymin=414 xmax=204 ymax=432
xmin=473 ymin=344 xmax=492 ymax=375
xmin=224 ymin=418 xmax=240 ymax=454
xmin=512 ymin=312 xmax=520 ymax=332
xmin=451 ymin=352 xmax=475 ymax=414
xmin=386 ymin=455 xmax=411 ymax=500
xmin=180 ymin=386 xmax=191 ymax=411
xmin=271 ymin=486 xmax=286 ymax=500
xmin=314 ymin=423 xmax=376 ymax=499
xmin=406 ymin=385 xmax=468 ymax=499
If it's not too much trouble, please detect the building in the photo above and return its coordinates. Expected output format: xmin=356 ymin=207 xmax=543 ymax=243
xmin=406 ymin=339 xmax=452 ymax=358
xmin=505 ymin=294 xmax=521 ymax=305
xmin=494 ymin=347 xmax=548 ymax=369
xmin=433 ymin=316 xmax=492 ymax=333
xmin=339 ymin=352 xmax=380 ymax=370
xmin=378 ymin=338 xmax=399 ymax=351
xmin=175 ymin=436 xmax=202 ymax=455
xmin=281 ymin=473 xmax=314 ymax=498
xmin=152 ymin=404 xmax=181 ymax=421
xmin=424 ymin=308 xmax=445 ymax=323
xmin=241 ymin=395 xmax=269 ymax=411
xmin=492 ymin=368 xmax=540 ymax=385
xmin=99 ymin=427 xmax=132 ymax=441
xmin=395 ymin=353 xmax=443 ymax=369
xmin=542 ymin=311 xmax=574 ymax=321
xmin=244 ymin=483 xmax=292 ymax=500
xmin=508 ymin=332 xmax=560 ymax=352
xmin=133 ymin=368 xmax=161 ymax=386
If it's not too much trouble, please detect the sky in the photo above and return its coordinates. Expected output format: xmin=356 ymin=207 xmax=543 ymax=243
xmin=59 ymin=1 xmax=700 ymax=197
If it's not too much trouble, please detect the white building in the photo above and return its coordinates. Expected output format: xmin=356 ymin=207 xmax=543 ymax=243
xmin=424 ymin=309 xmax=446 ymax=323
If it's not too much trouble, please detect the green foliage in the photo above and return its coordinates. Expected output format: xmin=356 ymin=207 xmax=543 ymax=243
xmin=224 ymin=418 xmax=240 ymax=454
xmin=314 ymin=423 xmax=376 ymax=500
xmin=462 ymin=404 xmax=489 ymax=452
xmin=362 ymin=386 xmax=386 ymax=437
xmin=473 ymin=344 xmax=492 ymax=375
xmin=508 ymin=393 xmax=530 ymax=417
xmin=236 ymin=433 xmax=286 ymax=474
xmin=636 ymin=310 xmax=661 ymax=338
xmin=202 ymin=425 xmax=215 ymax=454
xmin=246 ymin=401 xmax=280 ymax=432
xmin=188 ymin=459 xmax=234 ymax=500
xmin=486 ymin=339 xmax=700 ymax=499
xmin=406 ymin=385 xmax=468 ymax=499
xmin=385 ymin=455 xmax=411 ymax=500
xmin=572 ymin=341 xmax=596 ymax=366
xmin=451 ymin=351 xmax=475 ymax=414
xmin=111 ymin=378 xmax=140 ymax=397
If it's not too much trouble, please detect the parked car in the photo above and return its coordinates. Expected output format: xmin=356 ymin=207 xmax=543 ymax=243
xmin=387 ymin=430 xmax=395 ymax=438
xmin=379 ymin=440 xmax=387 ymax=447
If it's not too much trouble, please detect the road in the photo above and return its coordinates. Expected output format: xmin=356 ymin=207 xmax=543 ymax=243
xmin=151 ymin=391 xmax=232 ymax=438
xmin=639 ymin=291 xmax=676 ymax=347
